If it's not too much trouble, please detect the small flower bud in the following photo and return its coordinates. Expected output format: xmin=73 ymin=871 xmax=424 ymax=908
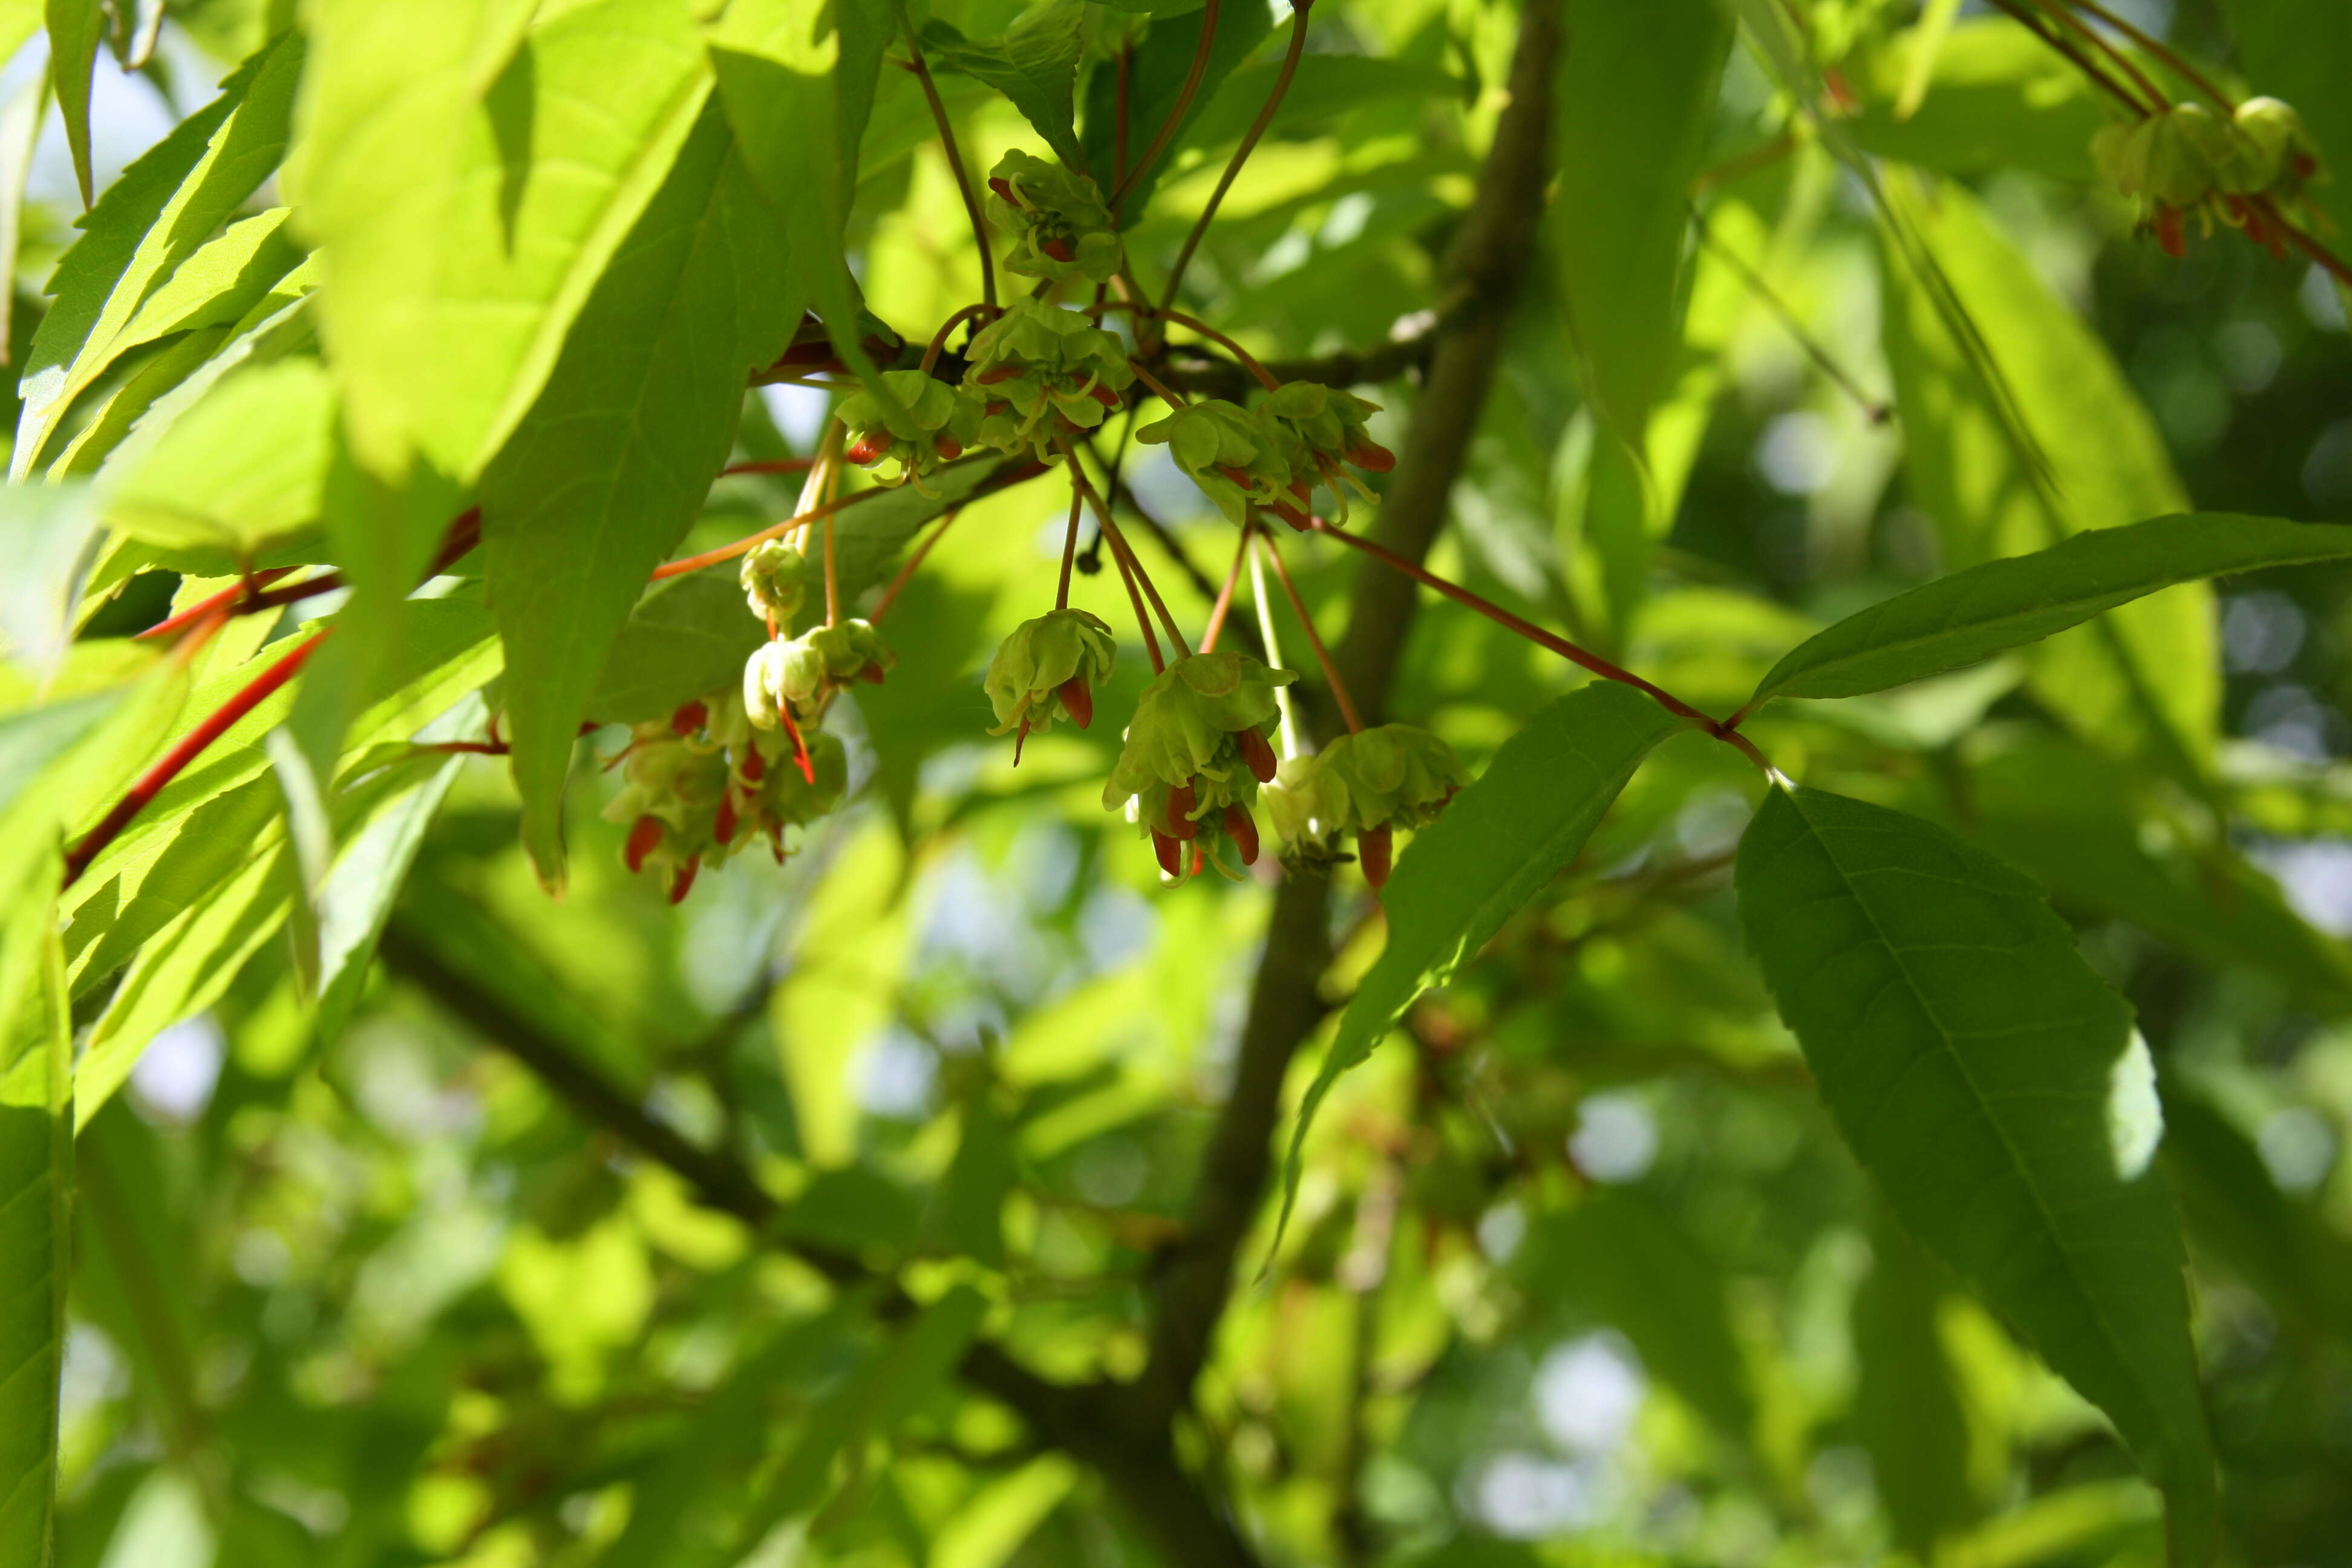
xmin=985 ymin=150 xmax=1124 ymax=284
xmin=985 ymin=608 xmax=1117 ymax=737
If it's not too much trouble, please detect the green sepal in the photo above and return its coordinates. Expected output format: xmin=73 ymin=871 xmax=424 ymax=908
xmin=959 ymin=299 xmax=1134 ymax=462
xmin=1305 ymin=724 xmax=1469 ymax=835
xmin=984 ymin=607 xmax=1117 ymax=734
xmin=1102 ymin=650 xmax=1294 ymax=807
xmin=1135 ymin=399 xmax=1289 ymax=523
xmin=740 ymin=539 xmax=813 ymax=624
xmin=986 ymin=149 xmax=1122 ymax=284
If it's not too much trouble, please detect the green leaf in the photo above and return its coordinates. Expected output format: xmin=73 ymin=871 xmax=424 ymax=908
xmin=97 ymin=358 xmax=337 ymax=557
xmin=0 ymin=842 xmax=68 ymax=1568
xmin=45 ymin=0 xmax=104 ymax=207
xmin=1520 ymin=1189 xmax=1754 ymax=1443
xmin=922 ymin=4 xmax=1087 ymax=171
xmin=928 ymin=1456 xmax=1078 ymax=1568
xmin=1178 ymin=55 xmax=1459 ymax=152
xmin=1854 ymin=1218 xmax=1976 ymax=1557
xmin=2161 ymin=1085 xmax=2352 ymax=1345
xmin=1734 ymin=786 xmax=2216 ymax=1561
xmin=918 ymin=1091 xmax=1014 ymax=1267
xmin=1880 ymin=180 xmax=2214 ymax=772
xmin=479 ymin=102 xmax=802 ymax=888
xmin=1549 ymin=0 xmax=1731 ymax=446
xmin=1849 ymin=19 xmax=2106 ymax=183
xmin=0 ymin=481 xmax=102 ymax=684
xmin=111 ymin=206 xmax=304 ymax=359
xmin=1078 ymin=0 xmax=1272 ymax=222
xmin=1746 ymin=513 xmax=2352 ymax=709
xmin=14 ymin=30 xmax=304 ymax=479
xmin=707 ymin=0 xmax=890 ymax=389
xmin=1279 ymin=681 xmax=1690 ymax=1236
xmin=0 ymin=65 xmax=48 ymax=358
xmin=586 ymin=571 xmax=766 ymax=727
xmin=313 ymin=757 xmax=461 ymax=1043
xmin=296 ymin=0 xmax=710 ymax=480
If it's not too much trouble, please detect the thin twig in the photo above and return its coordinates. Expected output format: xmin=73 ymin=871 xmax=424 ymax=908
xmin=650 ymin=485 xmax=892 ymax=579
xmin=1127 ymin=357 xmax=1190 ymax=410
xmin=1982 ymin=0 xmax=2152 ymax=115
xmin=1106 ymin=514 xmax=1166 ymax=673
xmin=2066 ymin=0 xmax=2232 ymax=108
xmin=1056 ymin=483 xmax=1083 ymax=612
xmin=1070 ymin=456 xmax=1191 ymax=659
xmin=1110 ymin=0 xmax=1223 ymax=214
xmin=1200 ymin=524 xmax=1251 ymax=652
xmin=905 ymin=27 xmax=996 ymax=308
xmin=873 ymin=508 xmax=964 ymax=621
xmin=1305 ymin=518 xmax=1716 ymax=727
xmin=1157 ymin=308 xmax=1282 ymax=391
xmin=2028 ymin=0 xmax=2169 ymax=111
xmin=134 ymin=566 xmax=300 ymax=641
xmin=923 ymin=303 xmax=998 ymax=375
xmin=1258 ymin=526 xmax=1361 ymax=733
xmin=1163 ymin=0 xmax=1313 ymax=306
xmin=1688 ymin=207 xmax=1890 ymax=423
xmin=1246 ymin=534 xmax=1303 ymax=757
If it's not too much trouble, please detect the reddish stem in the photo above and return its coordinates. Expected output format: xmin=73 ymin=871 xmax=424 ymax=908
xmin=904 ymin=28 xmax=996 ymax=309
xmin=65 ymin=630 xmax=330 ymax=887
xmin=1056 ymin=483 xmax=1084 ymax=612
xmin=1109 ymin=0 xmax=1221 ymax=214
xmin=134 ymin=566 xmax=300 ymax=641
xmin=1199 ymin=525 xmax=1250 ymax=653
xmin=1306 ymin=518 xmax=1716 ymax=727
xmin=873 ymin=507 xmax=965 ymax=621
xmin=720 ymin=458 xmax=818 ymax=478
xmin=1106 ymin=520 xmax=1165 ymax=675
xmin=1154 ymin=309 xmax=1281 ymax=392
xmin=1163 ymin=0 xmax=1312 ymax=307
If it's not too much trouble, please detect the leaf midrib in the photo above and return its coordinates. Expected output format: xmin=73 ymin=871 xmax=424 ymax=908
xmin=1784 ymin=791 xmax=2174 ymax=1466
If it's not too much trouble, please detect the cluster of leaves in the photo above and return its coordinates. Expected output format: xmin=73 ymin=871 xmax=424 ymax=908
xmin=4 ymin=1 xmax=2352 ymax=1567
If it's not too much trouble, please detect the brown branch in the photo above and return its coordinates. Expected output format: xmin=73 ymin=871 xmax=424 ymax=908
xmin=1135 ymin=0 xmax=1564 ymax=1425
xmin=377 ymin=917 xmax=1266 ymax=1568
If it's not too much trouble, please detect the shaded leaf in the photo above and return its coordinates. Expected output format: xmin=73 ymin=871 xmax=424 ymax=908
xmin=45 ymin=0 xmax=104 ymax=206
xmin=480 ymin=102 xmax=802 ymax=887
xmin=1747 ymin=514 xmax=2352 ymax=708
xmin=1079 ymin=0 xmax=1272 ymax=223
xmin=1736 ymin=786 xmax=2215 ymax=1561
xmin=2223 ymin=0 xmax=2352 ymax=234
xmin=923 ymin=4 xmax=1088 ymax=171
xmin=0 ymin=840 xmax=68 ymax=1568
xmin=1880 ymin=180 xmax=2214 ymax=772
xmin=1550 ymin=0 xmax=1731 ymax=446
xmin=1851 ymin=19 xmax=2106 ymax=183
xmin=1281 ymin=681 xmax=1690 ymax=1235
xmin=0 ymin=481 xmax=102 ymax=683
xmin=1854 ymin=1218 xmax=1976 ymax=1557
xmin=586 ymin=571 xmax=766 ymax=728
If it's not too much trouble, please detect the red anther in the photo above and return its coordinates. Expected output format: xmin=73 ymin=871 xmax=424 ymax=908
xmin=2155 ymin=204 xmax=2186 ymax=258
xmin=1058 ymin=675 xmax=1093 ymax=729
xmin=1041 ymin=236 xmax=1077 ymax=264
xmin=1268 ymin=497 xmax=1312 ymax=531
xmin=847 ymin=434 xmax=889 ymax=466
xmin=670 ymin=700 xmax=708 ymax=736
xmin=1191 ymin=844 xmax=1205 ymax=877
xmin=1359 ymin=824 xmax=1393 ymax=891
xmin=668 ymin=857 xmax=701 ymax=904
xmin=1152 ymin=829 xmax=1183 ymax=878
xmin=1236 ymin=727 xmax=1278 ymax=784
xmin=2294 ymin=152 xmax=2319 ymax=181
xmin=740 ymin=746 xmax=765 ymax=783
xmin=934 ymin=437 xmax=962 ymax=460
xmin=1345 ymin=442 xmax=1396 ymax=473
xmin=1223 ymin=805 xmax=1259 ymax=866
xmin=988 ymin=176 xmax=1016 ymax=204
xmin=1217 ymin=464 xmax=1255 ymax=488
xmin=977 ymin=365 xmax=1022 ymax=385
xmin=625 ymin=815 xmax=664 ymax=874
xmin=858 ymin=662 xmax=886 ymax=685
xmin=714 ymin=793 xmax=739 ymax=846
xmin=1168 ymin=781 xmax=1200 ymax=838
xmin=1089 ymin=383 xmax=1122 ymax=408
xmin=985 ymin=400 xmax=1012 ymax=417
xmin=777 ymin=702 xmax=817 ymax=785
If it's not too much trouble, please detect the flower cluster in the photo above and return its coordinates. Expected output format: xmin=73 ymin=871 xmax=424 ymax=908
xmin=740 ymin=539 xmax=811 ymax=627
xmin=986 ymin=150 xmax=1122 ymax=284
xmin=744 ymin=619 xmax=894 ymax=733
xmin=1102 ymin=651 xmax=1296 ymax=881
xmin=2093 ymin=97 xmax=2325 ymax=258
xmin=1264 ymin=724 xmax=1466 ymax=890
xmin=606 ymin=692 xmax=848 ymax=903
xmin=1138 ymin=382 xmax=1392 ymax=529
xmin=985 ymin=607 xmax=1117 ymax=739
xmin=839 ymin=369 xmax=975 ymax=491
xmin=960 ymin=299 xmax=1135 ymax=461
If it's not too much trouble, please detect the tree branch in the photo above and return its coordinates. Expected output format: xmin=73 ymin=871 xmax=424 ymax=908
xmin=1137 ymin=0 xmax=1563 ymax=1422
xmin=376 ymin=916 xmax=1264 ymax=1568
